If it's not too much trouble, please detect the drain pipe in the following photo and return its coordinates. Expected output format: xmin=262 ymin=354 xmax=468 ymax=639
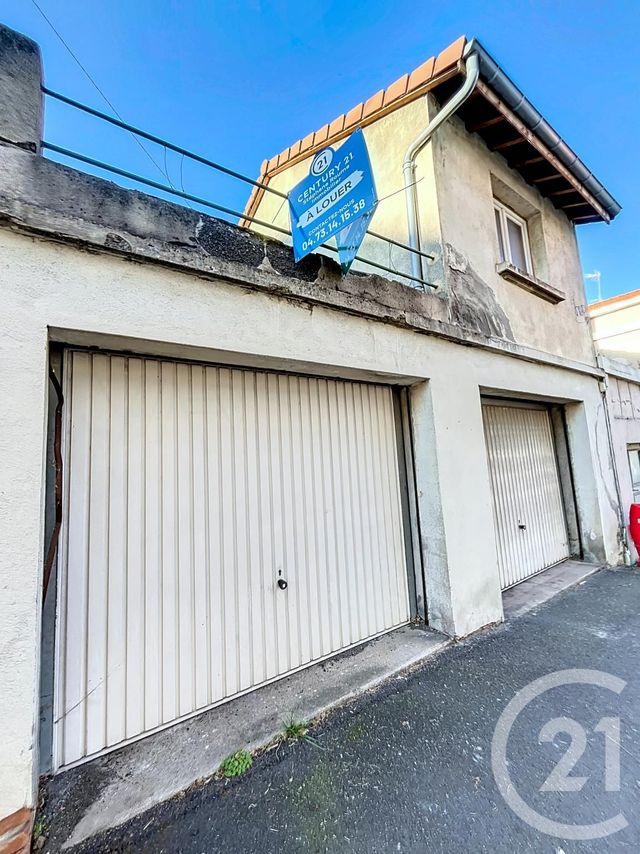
xmin=597 ymin=366 xmax=632 ymax=565
xmin=403 ymin=48 xmax=480 ymax=285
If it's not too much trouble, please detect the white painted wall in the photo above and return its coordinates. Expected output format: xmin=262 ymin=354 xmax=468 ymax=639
xmin=0 ymin=228 xmax=621 ymax=820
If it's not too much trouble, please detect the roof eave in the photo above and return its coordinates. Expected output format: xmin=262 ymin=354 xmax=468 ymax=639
xmin=466 ymin=38 xmax=621 ymax=223
xmin=243 ymin=37 xmax=621 ymax=227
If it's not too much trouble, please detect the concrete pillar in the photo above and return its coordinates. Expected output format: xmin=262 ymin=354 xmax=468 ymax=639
xmin=0 ymin=24 xmax=43 ymax=153
xmin=565 ymin=398 xmax=623 ymax=565
xmin=410 ymin=374 xmax=503 ymax=638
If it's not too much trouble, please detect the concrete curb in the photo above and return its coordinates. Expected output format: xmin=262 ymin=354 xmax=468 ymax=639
xmin=47 ymin=625 xmax=449 ymax=849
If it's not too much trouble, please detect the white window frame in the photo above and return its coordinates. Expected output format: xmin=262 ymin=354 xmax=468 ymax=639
xmin=494 ymin=199 xmax=534 ymax=276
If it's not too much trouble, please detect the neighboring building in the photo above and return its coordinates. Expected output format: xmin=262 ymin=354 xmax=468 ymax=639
xmin=589 ymin=289 xmax=640 ymax=359
xmin=589 ymin=292 xmax=640 ymax=560
xmin=0 ymin=24 xmax=625 ymax=853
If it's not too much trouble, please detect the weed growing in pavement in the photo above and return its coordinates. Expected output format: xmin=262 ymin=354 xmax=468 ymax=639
xmin=220 ymin=749 xmax=253 ymax=778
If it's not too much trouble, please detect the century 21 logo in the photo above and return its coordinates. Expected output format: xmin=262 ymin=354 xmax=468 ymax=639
xmin=311 ymin=147 xmax=334 ymax=176
xmin=491 ymin=669 xmax=627 ymax=840
xmin=538 ymin=714 xmax=620 ymax=793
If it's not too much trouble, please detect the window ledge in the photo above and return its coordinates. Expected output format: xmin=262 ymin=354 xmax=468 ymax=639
xmin=496 ymin=262 xmax=565 ymax=304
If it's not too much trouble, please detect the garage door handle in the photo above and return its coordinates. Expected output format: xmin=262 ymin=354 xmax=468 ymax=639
xmin=518 ymin=522 xmax=527 ymax=530
xmin=277 ymin=578 xmax=288 ymax=590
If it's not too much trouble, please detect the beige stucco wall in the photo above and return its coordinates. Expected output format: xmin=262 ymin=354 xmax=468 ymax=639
xmin=432 ymin=113 xmax=595 ymax=364
xmin=252 ymin=93 xmax=597 ymax=366
xmin=0 ymin=227 xmax=622 ymax=819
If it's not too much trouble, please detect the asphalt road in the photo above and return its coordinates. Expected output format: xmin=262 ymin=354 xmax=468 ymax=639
xmin=73 ymin=568 xmax=640 ymax=853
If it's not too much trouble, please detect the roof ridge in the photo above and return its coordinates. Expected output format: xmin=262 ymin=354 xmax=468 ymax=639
xmin=241 ymin=35 xmax=466 ymax=224
xmin=589 ymin=288 xmax=640 ymax=311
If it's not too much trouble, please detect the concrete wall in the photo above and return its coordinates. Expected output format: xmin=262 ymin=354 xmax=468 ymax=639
xmin=0 ymin=223 xmax=622 ymax=822
xmin=253 ymin=93 xmax=597 ymax=366
xmin=0 ymin=26 xmax=42 ymax=153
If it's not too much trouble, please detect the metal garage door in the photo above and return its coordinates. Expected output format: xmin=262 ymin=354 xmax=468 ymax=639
xmin=54 ymin=351 xmax=410 ymax=768
xmin=482 ymin=401 xmax=569 ymax=589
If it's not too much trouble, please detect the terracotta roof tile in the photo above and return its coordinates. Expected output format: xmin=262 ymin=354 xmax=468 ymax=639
xmin=300 ymin=131 xmax=315 ymax=153
xmin=276 ymin=148 xmax=290 ymax=168
xmin=363 ymin=89 xmax=385 ymax=119
xmin=328 ymin=114 xmax=346 ymax=137
xmin=239 ymin=184 xmax=259 ymax=227
xmin=408 ymin=57 xmax=436 ymax=92
xmin=314 ymin=123 xmax=330 ymax=145
xmin=433 ymin=35 xmax=466 ymax=75
xmin=344 ymin=102 xmax=364 ymax=128
xmin=383 ymin=73 xmax=409 ymax=106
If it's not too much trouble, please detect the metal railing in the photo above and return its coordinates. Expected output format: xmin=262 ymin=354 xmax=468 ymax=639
xmin=42 ymin=87 xmax=436 ymax=289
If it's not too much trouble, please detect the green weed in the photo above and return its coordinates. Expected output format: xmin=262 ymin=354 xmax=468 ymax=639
xmin=220 ymin=749 xmax=253 ymax=778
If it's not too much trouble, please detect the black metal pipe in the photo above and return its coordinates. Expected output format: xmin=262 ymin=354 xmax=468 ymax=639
xmin=43 ymin=87 xmax=280 ymax=196
xmin=43 ymin=141 xmax=291 ymax=236
xmin=42 ymin=87 xmax=434 ymax=261
xmin=42 ymin=363 xmax=63 ymax=606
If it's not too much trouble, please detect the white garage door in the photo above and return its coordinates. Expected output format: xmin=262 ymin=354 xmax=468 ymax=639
xmin=54 ymin=351 xmax=410 ymax=768
xmin=482 ymin=401 xmax=569 ymax=590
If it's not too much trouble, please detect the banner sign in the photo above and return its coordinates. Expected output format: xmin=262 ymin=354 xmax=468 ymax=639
xmin=288 ymin=129 xmax=377 ymax=270
xmin=335 ymin=209 xmax=376 ymax=273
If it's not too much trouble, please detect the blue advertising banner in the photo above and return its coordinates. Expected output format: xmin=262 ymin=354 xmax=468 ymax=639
xmin=288 ymin=129 xmax=377 ymax=267
xmin=335 ymin=209 xmax=375 ymax=273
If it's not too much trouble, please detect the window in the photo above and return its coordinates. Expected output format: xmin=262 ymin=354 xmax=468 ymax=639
xmin=494 ymin=200 xmax=533 ymax=276
xmin=628 ymin=445 xmax=640 ymax=503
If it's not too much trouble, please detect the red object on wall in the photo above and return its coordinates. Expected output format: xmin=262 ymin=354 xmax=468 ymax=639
xmin=629 ymin=504 xmax=640 ymax=565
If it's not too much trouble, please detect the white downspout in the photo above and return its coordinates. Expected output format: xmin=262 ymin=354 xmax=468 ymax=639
xmin=596 ymin=361 xmax=632 ymax=566
xmin=403 ymin=49 xmax=480 ymax=285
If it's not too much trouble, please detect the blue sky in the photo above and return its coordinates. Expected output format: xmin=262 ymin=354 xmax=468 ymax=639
xmin=2 ymin=0 xmax=638 ymax=301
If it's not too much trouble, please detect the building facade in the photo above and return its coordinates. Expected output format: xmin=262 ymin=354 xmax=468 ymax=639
xmin=0 ymin=24 xmax=625 ymax=852
xmin=246 ymin=35 xmax=625 ymax=597
xmin=589 ymin=293 xmax=640 ymax=561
